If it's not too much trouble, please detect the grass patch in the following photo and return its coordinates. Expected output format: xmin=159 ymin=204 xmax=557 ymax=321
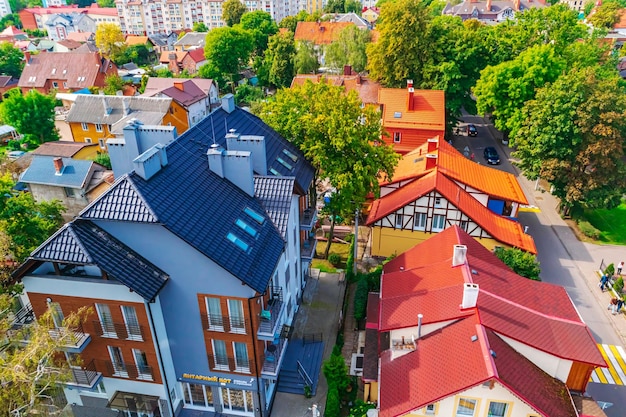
xmin=311 ymin=259 xmax=338 ymax=273
xmin=578 ymin=202 xmax=626 ymax=245
xmin=311 ymin=242 xmax=351 ymax=272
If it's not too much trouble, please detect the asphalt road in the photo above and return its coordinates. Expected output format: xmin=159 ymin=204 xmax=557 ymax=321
xmin=454 ymin=114 xmax=626 ymax=417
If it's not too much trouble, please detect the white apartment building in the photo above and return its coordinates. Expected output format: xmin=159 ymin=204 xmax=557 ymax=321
xmin=0 ymin=0 xmax=12 ymax=18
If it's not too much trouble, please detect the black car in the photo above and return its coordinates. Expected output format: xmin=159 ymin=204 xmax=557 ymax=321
xmin=467 ymin=124 xmax=478 ymax=137
xmin=483 ymin=147 xmax=500 ymax=165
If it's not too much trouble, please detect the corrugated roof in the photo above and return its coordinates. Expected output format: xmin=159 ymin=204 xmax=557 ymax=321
xmin=254 ymin=176 xmax=295 ymax=239
xmin=378 ymin=88 xmax=445 ymax=130
xmin=29 ymin=219 xmax=168 ymax=301
xmin=367 ymin=170 xmax=536 ymax=253
xmin=294 ymin=21 xmax=353 ymax=45
xmin=65 ymin=95 xmax=171 ymax=125
xmin=20 ymin=156 xmax=97 ymax=189
xmin=387 ymin=139 xmax=528 ymax=204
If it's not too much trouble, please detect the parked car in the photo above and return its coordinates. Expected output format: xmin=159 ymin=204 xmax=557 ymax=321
xmin=467 ymin=124 xmax=478 ymax=137
xmin=7 ymin=150 xmax=25 ymax=160
xmin=483 ymin=147 xmax=500 ymax=165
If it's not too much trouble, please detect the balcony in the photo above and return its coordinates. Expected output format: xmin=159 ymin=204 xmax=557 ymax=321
xmin=92 ymin=320 xmax=145 ymax=341
xmin=105 ymin=360 xmax=154 ymax=380
xmin=9 ymin=303 xmax=35 ymax=329
xmin=262 ymin=336 xmax=288 ymax=376
xmin=301 ymin=234 xmax=317 ymax=260
xmin=66 ymin=359 xmax=102 ymax=389
xmin=300 ymin=206 xmax=317 ymax=230
xmin=208 ymin=354 xmax=252 ymax=374
xmin=201 ymin=314 xmax=249 ymax=334
xmin=9 ymin=320 xmax=91 ymax=353
xmin=258 ymin=288 xmax=284 ymax=340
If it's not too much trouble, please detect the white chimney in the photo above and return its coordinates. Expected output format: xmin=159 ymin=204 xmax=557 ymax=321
xmin=452 ymin=244 xmax=467 ymax=267
xmin=461 ymin=283 xmax=479 ymax=309
xmin=417 ymin=314 xmax=423 ymax=339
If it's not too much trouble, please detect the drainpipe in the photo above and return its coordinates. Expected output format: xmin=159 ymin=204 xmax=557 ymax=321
xmin=146 ymin=301 xmax=175 ymax=417
xmin=248 ymin=294 xmax=265 ymax=417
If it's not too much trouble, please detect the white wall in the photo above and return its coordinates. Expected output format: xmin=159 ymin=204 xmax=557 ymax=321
xmin=23 ymin=276 xmax=145 ymax=303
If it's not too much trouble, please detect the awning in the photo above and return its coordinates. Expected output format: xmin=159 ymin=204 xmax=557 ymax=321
xmin=107 ymin=391 xmax=160 ymax=413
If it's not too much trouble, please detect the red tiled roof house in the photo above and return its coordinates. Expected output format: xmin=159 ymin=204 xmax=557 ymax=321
xmin=366 ymin=137 xmax=536 ymax=256
xmin=362 ymin=226 xmax=605 ymax=417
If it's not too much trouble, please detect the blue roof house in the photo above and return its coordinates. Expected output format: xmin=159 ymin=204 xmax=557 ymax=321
xmin=13 ymin=94 xmax=318 ymax=417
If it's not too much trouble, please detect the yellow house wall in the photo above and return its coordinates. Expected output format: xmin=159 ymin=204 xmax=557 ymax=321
xmin=370 ymin=227 xmax=510 ymax=258
xmin=364 ymin=381 xmax=378 ymax=403
xmin=163 ymin=101 xmax=189 ymax=135
xmin=69 ymin=122 xmax=110 ymax=144
xmin=73 ymin=146 xmax=100 ymax=160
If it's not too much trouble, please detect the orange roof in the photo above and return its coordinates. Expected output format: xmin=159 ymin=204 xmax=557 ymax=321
xmin=159 ymin=51 xmax=187 ymax=63
xmin=615 ymin=9 xmax=626 ymax=29
xmin=126 ymin=35 xmax=151 ymax=46
xmin=290 ymin=74 xmax=381 ymax=104
xmin=387 ymin=138 xmax=528 ymax=204
xmin=379 ymin=87 xmax=445 ymax=131
xmin=366 ymin=171 xmax=537 ymax=253
xmin=294 ymin=21 xmax=353 ymax=45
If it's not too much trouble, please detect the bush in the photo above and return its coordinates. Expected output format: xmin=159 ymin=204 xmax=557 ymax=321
xmin=614 ymin=276 xmax=624 ymax=294
xmin=494 ymin=247 xmax=541 ymax=280
xmin=578 ymin=220 xmax=601 ymax=239
xmin=323 ymin=352 xmax=350 ymax=391
xmin=325 ymin=385 xmax=341 ymax=417
xmin=349 ymin=400 xmax=376 ymax=417
xmin=353 ymin=276 xmax=369 ymax=321
xmin=7 ymin=140 xmax=20 ymax=151
xmin=606 ymin=263 xmax=615 ymax=277
xmin=346 ymin=239 xmax=356 ymax=282
xmin=328 ymin=253 xmax=341 ymax=266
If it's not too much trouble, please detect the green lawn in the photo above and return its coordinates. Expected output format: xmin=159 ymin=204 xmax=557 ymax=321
xmin=582 ymin=202 xmax=626 ymax=245
xmin=312 ymin=242 xmax=351 ymax=272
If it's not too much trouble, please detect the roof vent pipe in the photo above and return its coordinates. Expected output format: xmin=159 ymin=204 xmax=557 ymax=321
xmin=417 ymin=313 xmax=423 ymax=339
xmin=452 ymin=244 xmax=467 ymax=267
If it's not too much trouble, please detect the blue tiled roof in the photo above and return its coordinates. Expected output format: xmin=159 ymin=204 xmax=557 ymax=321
xmin=187 ymin=108 xmax=315 ymax=194
xmin=20 ymin=156 xmax=94 ymax=189
xmin=30 ymin=220 xmax=168 ymax=301
xmin=254 ymin=176 xmax=295 ymax=239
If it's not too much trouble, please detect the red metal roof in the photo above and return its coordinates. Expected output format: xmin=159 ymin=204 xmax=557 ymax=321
xmin=366 ymin=170 xmax=537 ymax=253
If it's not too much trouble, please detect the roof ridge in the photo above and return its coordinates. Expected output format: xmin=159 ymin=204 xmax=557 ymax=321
xmin=126 ymin=175 xmax=160 ymax=221
xmin=476 ymin=323 xmax=498 ymax=378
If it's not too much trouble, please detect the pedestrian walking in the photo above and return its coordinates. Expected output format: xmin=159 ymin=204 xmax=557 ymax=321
xmin=617 ymin=296 xmax=624 ymax=314
xmin=609 ymin=297 xmax=618 ymax=313
xmin=470 ymin=152 xmax=475 ymax=161
xmin=600 ymin=274 xmax=610 ymax=291
xmin=617 ymin=261 xmax=624 ymax=275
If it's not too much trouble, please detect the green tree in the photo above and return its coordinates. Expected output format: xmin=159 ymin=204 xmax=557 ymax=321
xmin=0 ymin=42 xmax=24 ymax=78
xmin=494 ymin=247 xmax=541 ymax=280
xmin=95 ymin=22 xmax=124 ymax=57
xmin=93 ymin=151 xmax=111 ymax=169
xmin=0 ymin=13 xmax=21 ymax=32
xmin=325 ymin=25 xmax=370 ymax=73
xmin=112 ymin=44 xmax=155 ymax=66
xmin=345 ymin=0 xmax=361 ymax=12
xmin=588 ymin=1 xmax=621 ymax=28
xmin=97 ymin=0 xmax=115 ymax=6
xmin=366 ymin=0 xmax=432 ymax=87
xmin=239 ymin=11 xmax=278 ymax=56
xmin=103 ymin=74 xmax=126 ymax=95
xmin=222 ymin=0 xmax=247 ymax=26
xmin=0 ymin=89 xmax=59 ymax=144
xmin=235 ymin=81 xmax=264 ymax=105
xmin=514 ymin=67 xmax=626 ymax=211
xmin=203 ymin=26 xmax=254 ymax=80
xmin=256 ymin=81 xmax=399 ymax=258
xmin=278 ymin=10 xmax=310 ymax=33
xmin=262 ymin=31 xmax=296 ymax=88
xmin=324 ymin=0 xmax=345 ymax=13
xmin=0 ymin=294 xmax=91 ymax=416
xmin=474 ymin=44 xmax=565 ymax=140
xmin=294 ymin=40 xmax=318 ymax=74
xmin=193 ymin=22 xmax=209 ymax=32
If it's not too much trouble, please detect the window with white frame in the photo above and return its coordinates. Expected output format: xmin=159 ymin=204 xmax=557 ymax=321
xmin=95 ymin=123 xmax=103 ymax=132
xmin=121 ymin=305 xmax=142 ymax=341
xmin=132 ymin=349 xmax=152 ymax=380
xmin=81 ymin=122 xmax=89 ymax=131
xmin=211 ymin=339 xmax=229 ymax=370
xmin=233 ymin=342 xmax=250 ymax=372
xmin=456 ymin=398 xmax=477 ymax=416
xmin=182 ymin=382 xmax=214 ymax=409
xmin=96 ymin=303 xmax=117 ymax=337
xmin=84 ymin=137 xmax=92 ymax=143
xmin=413 ymin=212 xmax=427 ymax=230
xmin=393 ymin=132 xmax=401 ymax=143
xmin=395 ymin=213 xmax=403 ymax=228
xmin=460 ymin=220 xmax=468 ymax=231
xmin=425 ymin=404 xmax=436 ymax=415
xmin=487 ymin=401 xmax=508 ymax=417
xmin=98 ymin=138 xmax=106 ymax=149
xmin=432 ymin=214 xmax=446 ymax=232
xmin=205 ymin=297 xmax=224 ymax=331
xmin=108 ymin=346 xmax=128 ymax=377
xmin=228 ymin=299 xmax=245 ymax=334
xmin=434 ymin=197 xmax=442 ymax=207
xmin=220 ymin=387 xmax=253 ymax=413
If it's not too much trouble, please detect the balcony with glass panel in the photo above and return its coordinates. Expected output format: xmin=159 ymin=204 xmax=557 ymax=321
xmin=261 ymin=336 xmax=288 ymax=377
xmin=65 ymin=359 xmax=103 ymax=389
xmin=257 ymin=287 xmax=284 ymax=341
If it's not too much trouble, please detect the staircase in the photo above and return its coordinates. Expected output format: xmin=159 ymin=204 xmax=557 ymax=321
xmin=276 ymin=337 xmax=324 ymax=395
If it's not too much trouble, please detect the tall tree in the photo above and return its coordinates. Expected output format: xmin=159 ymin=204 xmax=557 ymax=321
xmin=222 ymin=0 xmax=247 ymax=26
xmin=366 ymin=0 xmax=432 ymax=87
xmin=0 ymin=42 xmax=24 ymax=78
xmin=263 ymin=31 xmax=296 ymax=88
xmin=239 ymin=11 xmax=278 ymax=56
xmin=95 ymin=23 xmax=124 ymax=57
xmin=588 ymin=1 xmax=621 ymax=28
xmin=325 ymin=25 xmax=371 ymax=73
xmin=193 ymin=22 xmax=209 ymax=32
xmin=294 ymin=40 xmax=318 ymax=74
xmin=514 ymin=67 xmax=626 ymax=211
xmin=256 ymin=81 xmax=399 ymax=258
xmin=203 ymin=26 xmax=254 ymax=80
xmin=0 ymin=89 xmax=59 ymax=145
xmin=324 ymin=0 xmax=345 ymax=13
xmin=0 ymin=13 xmax=21 ymax=32
xmin=278 ymin=10 xmax=310 ymax=33
xmin=473 ymin=44 xmax=565 ymax=140
xmin=103 ymin=74 xmax=126 ymax=95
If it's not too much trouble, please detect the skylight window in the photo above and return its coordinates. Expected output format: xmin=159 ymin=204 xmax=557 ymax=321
xmin=269 ymin=168 xmax=281 ymax=176
xmin=282 ymin=148 xmax=298 ymax=163
xmin=244 ymin=207 xmax=265 ymax=225
xmin=394 ymin=112 xmax=402 ymax=118
xmin=276 ymin=157 xmax=293 ymax=170
xmin=227 ymin=232 xmax=250 ymax=253
xmin=236 ymin=218 xmax=258 ymax=238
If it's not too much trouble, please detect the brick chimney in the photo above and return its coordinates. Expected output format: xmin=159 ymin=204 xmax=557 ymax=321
xmin=168 ymin=52 xmax=180 ymax=74
xmin=53 ymin=157 xmax=64 ymax=175
xmin=173 ymin=80 xmax=184 ymax=91
xmin=427 ymin=137 xmax=439 ymax=153
xmin=343 ymin=65 xmax=352 ymax=76
xmin=425 ymin=153 xmax=437 ymax=170
xmin=407 ymin=79 xmax=415 ymax=111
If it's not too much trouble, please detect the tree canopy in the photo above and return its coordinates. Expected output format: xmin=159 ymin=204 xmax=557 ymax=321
xmin=588 ymin=1 xmax=622 ymax=28
xmin=325 ymin=25 xmax=371 ymax=73
xmin=222 ymin=0 xmax=247 ymax=26
xmin=294 ymin=40 xmax=318 ymax=74
xmin=0 ymin=89 xmax=59 ymax=145
xmin=203 ymin=26 xmax=254 ymax=81
xmin=494 ymin=247 xmax=541 ymax=280
xmin=193 ymin=22 xmax=209 ymax=32
xmin=0 ymin=42 xmax=24 ymax=78
xmin=239 ymin=11 xmax=278 ymax=56
xmin=95 ymin=23 xmax=124 ymax=57
xmin=262 ymin=31 xmax=296 ymax=88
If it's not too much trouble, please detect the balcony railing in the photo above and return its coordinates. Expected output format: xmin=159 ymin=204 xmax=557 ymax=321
xmin=67 ymin=359 xmax=102 ymax=388
xmin=105 ymin=360 xmax=153 ymax=380
xmin=208 ymin=354 xmax=252 ymax=374
xmin=258 ymin=295 xmax=284 ymax=339
xmin=262 ymin=337 xmax=288 ymax=375
xmin=300 ymin=206 xmax=317 ymax=230
xmin=9 ymin=320 xmax=91 ymax=352
xmin=92 ymin=320 xmax=144 ymax=341
xmin=9 ymin=303 xmax=35 ymax=329
xmin=200 ymin=314 xmax=249 ymax=334
xmin=301 ymin=234 xmax=317 ymax=260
